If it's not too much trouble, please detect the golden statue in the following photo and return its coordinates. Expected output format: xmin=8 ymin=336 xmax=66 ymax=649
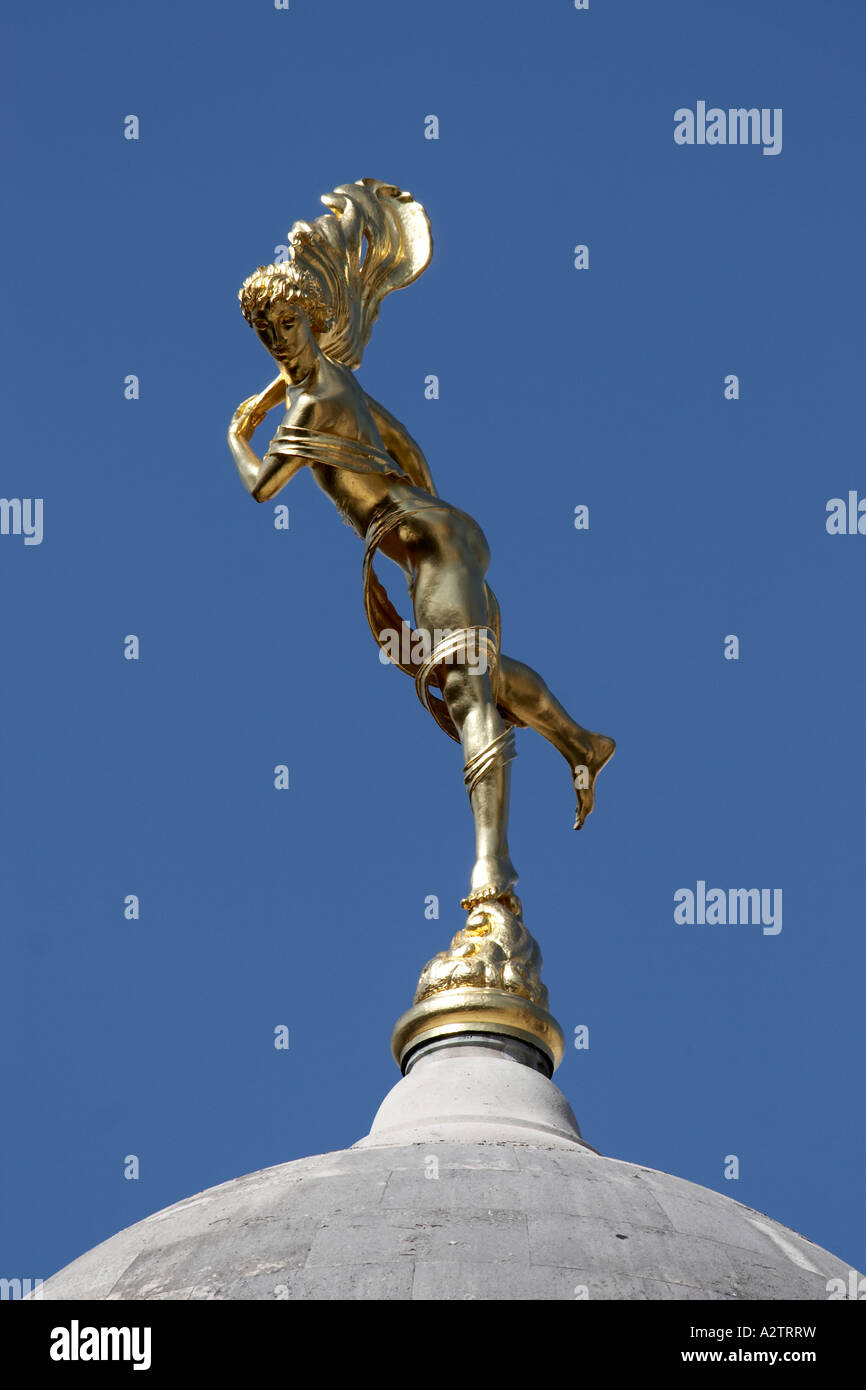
xmin=229 ymin=180 xmax=614 ymax=1070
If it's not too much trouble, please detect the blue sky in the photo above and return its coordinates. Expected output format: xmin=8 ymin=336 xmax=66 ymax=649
xmin=2 ymin=0 xmax=864 ymax=1288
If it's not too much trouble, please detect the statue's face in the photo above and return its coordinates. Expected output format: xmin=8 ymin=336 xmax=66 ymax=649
xmin=251 ymin=299 xmax=311 ymax=365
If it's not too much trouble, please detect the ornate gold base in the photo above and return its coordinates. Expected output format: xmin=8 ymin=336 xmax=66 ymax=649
xmin=391 ymin=987 xmax=566 ymax=1074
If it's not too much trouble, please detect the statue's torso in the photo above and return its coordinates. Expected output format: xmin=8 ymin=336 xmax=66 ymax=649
xmin=281 ymin=356 xmax=428 ymax=540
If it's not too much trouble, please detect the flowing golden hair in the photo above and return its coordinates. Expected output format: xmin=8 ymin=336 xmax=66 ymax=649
xmin=260 ymin=179 xmax=433 ymax=369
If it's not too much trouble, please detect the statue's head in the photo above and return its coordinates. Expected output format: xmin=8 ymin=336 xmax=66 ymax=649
xmin=238 ymin=182 xmax=432 ymax=371
xmin=239 ymin=263 xmax=332 ymax=363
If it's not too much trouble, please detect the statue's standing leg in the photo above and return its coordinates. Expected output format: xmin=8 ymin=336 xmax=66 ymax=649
xmin=409 ymin=522 xmax=519 ymax=905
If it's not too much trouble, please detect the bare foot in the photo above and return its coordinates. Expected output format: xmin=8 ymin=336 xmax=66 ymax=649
xmin=461 ymin=853 xmax=519 ymax=913
xmin=571 ymin=732 xmax=616 ymax=830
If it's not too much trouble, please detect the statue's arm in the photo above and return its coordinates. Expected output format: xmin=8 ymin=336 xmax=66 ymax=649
xmin=363 ymin=392 xmax=438 ymax=496
xmin=228 ymin=376 xmax=304 ymax=502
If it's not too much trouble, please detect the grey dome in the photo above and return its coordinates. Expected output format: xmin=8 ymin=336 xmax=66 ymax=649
xmin=37 ymin=1044 xmax=856 ymax=1301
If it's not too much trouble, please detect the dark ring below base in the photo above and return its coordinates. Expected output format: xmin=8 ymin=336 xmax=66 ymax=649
xmin=402 ymin=1031 xmax=554 ymax=1078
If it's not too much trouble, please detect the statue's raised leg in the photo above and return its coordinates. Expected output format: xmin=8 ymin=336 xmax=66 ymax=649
xmin=496 ymin=654 xmax=615 ymax=829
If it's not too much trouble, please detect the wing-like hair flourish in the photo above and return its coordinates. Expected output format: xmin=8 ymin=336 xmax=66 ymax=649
xmin=287 ymin=179 xmax=433 ymax=369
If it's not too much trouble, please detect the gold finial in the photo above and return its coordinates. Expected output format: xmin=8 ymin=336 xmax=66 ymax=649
xmin=392 ymin=899 xmax=566 ymax=1073
xmin=228 ymin=179 xmax=613 ymax=1072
